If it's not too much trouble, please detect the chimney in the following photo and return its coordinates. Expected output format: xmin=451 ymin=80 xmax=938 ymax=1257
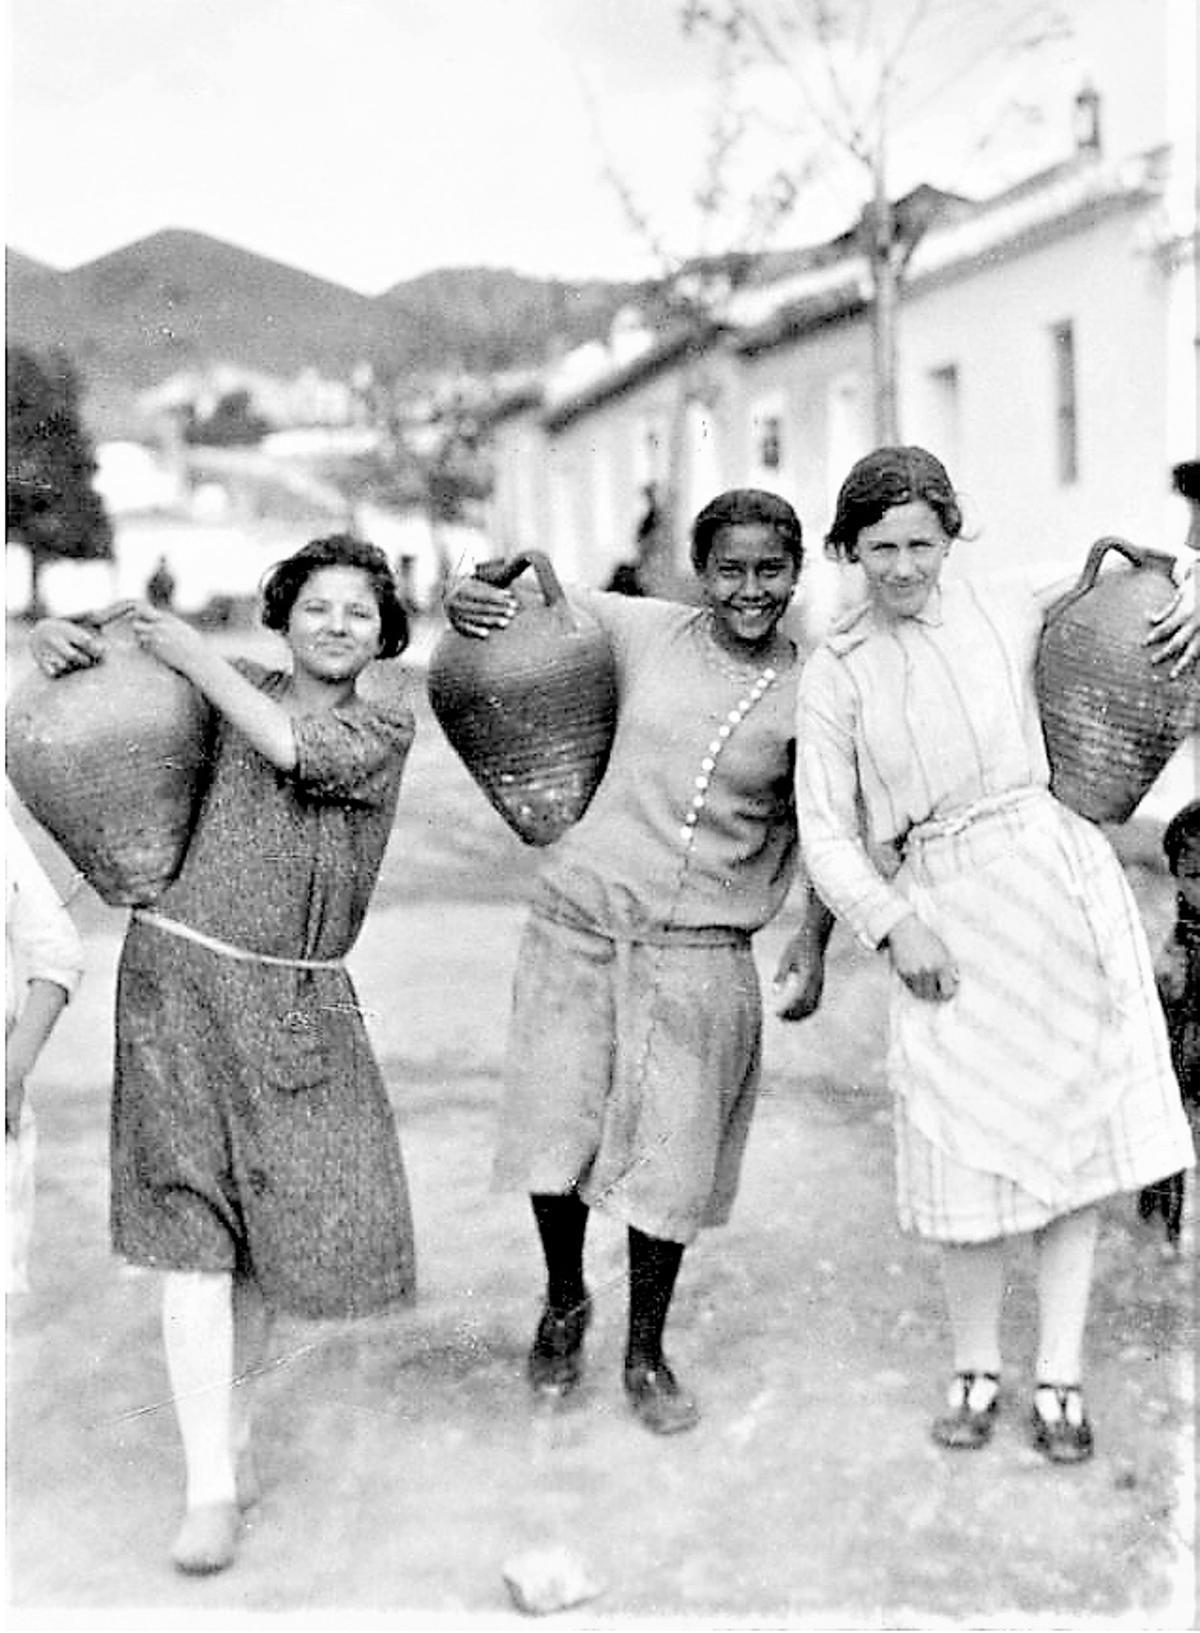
xmin=1072 ymin=81 xmax=1102 ymax=156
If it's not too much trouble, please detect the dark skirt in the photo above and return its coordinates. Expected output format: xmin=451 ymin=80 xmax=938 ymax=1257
xmin=110 ymin=920 xmax=415 ymax=1319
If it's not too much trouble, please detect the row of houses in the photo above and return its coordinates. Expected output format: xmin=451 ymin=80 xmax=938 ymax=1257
xmin=6 ymin=434 xmax=479 ymax=622
xmin=482 ymin=82 xmax=1197 ymax=646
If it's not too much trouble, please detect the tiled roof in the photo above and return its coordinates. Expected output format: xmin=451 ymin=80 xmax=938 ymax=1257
xmin=541 ymin=323 xmax=728 ymax=430
xmin=479 ymin=382 xmax=544 ymax=428
xmin=496 ymin=150 xmax=1168 ymax=420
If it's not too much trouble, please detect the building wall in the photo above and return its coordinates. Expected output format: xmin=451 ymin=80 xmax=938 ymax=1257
xmin=544 ymin=361 xmax=729 ymax=586
xmin=736 ymin=320 xmax=874 ymax=638
xmin=899 ymin=205 xmax=1180 ymax=578
xmin=485 ymin=409 xmax=549 ymax=561
xmin=484 ymin=174 xmax=1191 ymax=615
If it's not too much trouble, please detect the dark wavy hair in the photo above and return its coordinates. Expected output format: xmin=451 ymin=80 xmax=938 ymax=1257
xmin=1164 ymin=799 xmax=1200 ymax=875
xmin=260 ymin=533 xmax=409 ymax=658
xmin=826 ymin=446 xmax=963 ymax=560
xmin=690 ymin=488 xmax=804 ymax=573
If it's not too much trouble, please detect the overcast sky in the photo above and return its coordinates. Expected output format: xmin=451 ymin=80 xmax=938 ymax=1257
xmin=5 ymin=0 xmax=1107 ymax=295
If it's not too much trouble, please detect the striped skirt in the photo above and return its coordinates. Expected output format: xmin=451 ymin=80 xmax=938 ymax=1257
xmin=888 ymin=790 xmax=1194 ymax=1242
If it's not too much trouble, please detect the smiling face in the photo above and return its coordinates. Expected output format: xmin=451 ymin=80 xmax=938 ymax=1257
xmin=700 ymin=521 xmax=799 ymax=654
xmin=286 ymin=565 xmax=383 ymax=683
xmin=853 ymin=499 xmax=951 ymax=621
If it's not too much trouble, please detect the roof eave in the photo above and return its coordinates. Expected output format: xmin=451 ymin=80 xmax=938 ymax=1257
xmin=541 ymin=324 xmax=727 ymax=431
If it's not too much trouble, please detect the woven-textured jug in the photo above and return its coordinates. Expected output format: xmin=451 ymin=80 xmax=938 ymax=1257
xmin=6 ymin=607 xmax=215 ymax=905
xmin=427 ymin=552 xmax=617 ymax=845
xmin=1036 ymin=536 xmax=1198 ymax=823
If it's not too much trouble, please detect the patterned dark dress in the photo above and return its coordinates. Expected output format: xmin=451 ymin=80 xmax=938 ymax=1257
xmin=111 ymin=661 xmax=417 ymax=1319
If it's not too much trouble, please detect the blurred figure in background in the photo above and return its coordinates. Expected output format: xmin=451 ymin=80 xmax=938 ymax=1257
xmin=1137 ymin=463 xmax=1200 ymax=1247
xmin=1138 ymin=800 xmax=1200 ymax=1250
xmin=603 ymin=558 xmax=646 ymax=597
xmin=604 ymin=481 xmax=663 ymax=597
xmin=146 ymin=553 xmax=177 ymax=609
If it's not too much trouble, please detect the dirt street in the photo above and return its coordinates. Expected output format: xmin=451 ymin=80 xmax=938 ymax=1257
xmin=5 ymin=642 xmax=1197 ymax=1630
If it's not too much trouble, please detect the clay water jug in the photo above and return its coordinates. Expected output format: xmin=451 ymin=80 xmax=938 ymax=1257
xmin=6 ymin=606 xmax=215 ymax=905
xmin=1036 ymin=536 xmax=1198 ymax=823
xmin=427 ymin=552 xmax=617 ymax=845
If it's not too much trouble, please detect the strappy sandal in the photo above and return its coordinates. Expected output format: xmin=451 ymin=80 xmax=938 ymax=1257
xmin=931 ymin=1371 xmax=1000 ymax=1449
xmin=1031 ymin=1383 xmax=1094 ymax=1464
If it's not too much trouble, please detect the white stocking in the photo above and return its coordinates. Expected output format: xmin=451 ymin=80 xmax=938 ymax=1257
xmin=161 ymin=1269 xmax=236 ymax=1510
xmin=939 ymin=1238 xmax=1006 ymax=1380
xmin=1034 ymin=1204 xmax=1099 ymax=1386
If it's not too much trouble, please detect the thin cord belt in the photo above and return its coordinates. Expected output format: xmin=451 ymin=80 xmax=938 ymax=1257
xmin=133 ymin=910 xmax=345 ymax=970
xmin=532 ymin=890 xmax=750 ymax=948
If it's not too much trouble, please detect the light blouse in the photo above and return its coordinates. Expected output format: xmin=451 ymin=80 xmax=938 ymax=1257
xmin=795 ymin=576 xmax=1052 ymax=948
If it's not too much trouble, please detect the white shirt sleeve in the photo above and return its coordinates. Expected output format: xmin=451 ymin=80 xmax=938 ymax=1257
xmin=795 ymin=649 xmax=912 ymax=951
xmin=6 ymin=812 xmax=85 ymax=1024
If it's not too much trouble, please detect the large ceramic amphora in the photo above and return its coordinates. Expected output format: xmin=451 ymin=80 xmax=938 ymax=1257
xmin=1036 ymin=537 xmax=1198 ymax=823
xmin=427 ymin=552 xmax=617 ymax=845
xmin=6 ymin=605 xmax=215 ymax=905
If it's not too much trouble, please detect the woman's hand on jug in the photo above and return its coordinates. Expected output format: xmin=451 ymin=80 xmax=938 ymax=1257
xmin=444 ymin=576 xmax=517 ymax=639
xmin=30 ymin=618 xmax=104 ymax=677
xmin=1144 ymin=558 xmax=1199 ymax=677
xmin=129 ymin=603 xmax=207 ymax=676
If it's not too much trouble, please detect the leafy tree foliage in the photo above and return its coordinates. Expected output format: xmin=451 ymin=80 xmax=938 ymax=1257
xmin=6 ymin=346 xmax=112 ymax=615
xmin=426 ymin=398 xmax=491 ymax=523
xmin=181 ymin=388 xmax=272 ymax=446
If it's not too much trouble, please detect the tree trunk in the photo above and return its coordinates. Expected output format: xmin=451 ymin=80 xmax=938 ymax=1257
xmin=27 ymin=549 xmax=46 ymax=621
xmin=869 ymin=174 xmax=900 ymax=445
xmin=643 ymin=358 xmax=699 ymax=598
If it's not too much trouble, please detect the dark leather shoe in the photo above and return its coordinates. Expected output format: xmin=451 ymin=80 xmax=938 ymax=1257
xmin=623 ymin=1359 xmax=700 ymax=1435
xmin=931 ymin=1372 xmax=1000 ymax=1450
xmin=1031 ymin=1384 xmax=1094 ymax=1464
xmin=528 ymin=1296 xmax=591 ymax=1396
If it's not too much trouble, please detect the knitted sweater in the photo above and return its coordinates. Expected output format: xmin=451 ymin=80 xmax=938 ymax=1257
xmin=537 ymin=589 xmax=800 ymax=935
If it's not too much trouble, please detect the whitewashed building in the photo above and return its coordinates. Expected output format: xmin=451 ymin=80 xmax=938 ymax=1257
xmin=487 ymin=131 xmax=1194 ymax=596
xmin=480 ymin=22 xmax=1197 ymax=813
xmin=483 ymin=0 xmax=1196 ymax=616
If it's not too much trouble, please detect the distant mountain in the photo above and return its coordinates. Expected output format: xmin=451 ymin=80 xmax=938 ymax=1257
xmin=376 ymin=265 xmax=644 ymax=376
xmin=5 ymin=247 xmax=79 ymax=347
xmin=5 ymin=230 xmax=641 ymax=437
xmin=6 ymin=248 xmax=61 ymax=284
xmin=6 ymin=231 xmax=384 ymax=436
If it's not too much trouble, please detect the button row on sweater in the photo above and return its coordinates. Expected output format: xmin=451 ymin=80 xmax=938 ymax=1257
xmin=677 ymin=668 xmax=779 ymax=853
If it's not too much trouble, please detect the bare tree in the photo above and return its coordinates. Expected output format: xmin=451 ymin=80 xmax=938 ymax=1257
xmin=586 ymin=40 xmax=818 ymax=584
xmin=682 ymin=0 xmax=1075 ymax=440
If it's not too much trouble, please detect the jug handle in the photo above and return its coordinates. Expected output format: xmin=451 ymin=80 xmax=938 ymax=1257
xmin=1047 ymin=536 xmax=1178 ymax=621
xmin=1075 ymin=536 xmax=1177 ymax=594
xmin=88 ymin=599 xmax=142 ymax=628
xmin=475 ymin=552 xmax=577 ymax=627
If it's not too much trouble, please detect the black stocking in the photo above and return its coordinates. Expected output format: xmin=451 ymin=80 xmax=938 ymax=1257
xmin=530 ymin=1191 xmax=589 ymax=1313
xmin=626 ymin=1227 xmax=685 ymax=1370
